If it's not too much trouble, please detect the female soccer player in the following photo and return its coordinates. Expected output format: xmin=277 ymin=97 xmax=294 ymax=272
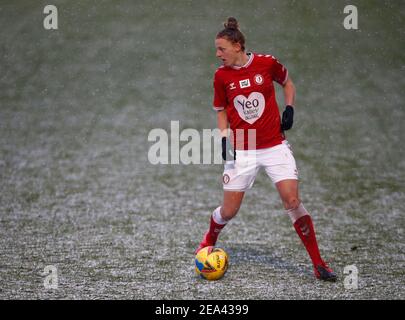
xmin=196 ymin=17 xmax=336 ymax=281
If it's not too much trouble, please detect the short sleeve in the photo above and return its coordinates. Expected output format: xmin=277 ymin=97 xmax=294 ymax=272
xmin=270 ymin=57 xmax=288 ymax=86
xmin=213 ymin=72 xmax=226 ymax=111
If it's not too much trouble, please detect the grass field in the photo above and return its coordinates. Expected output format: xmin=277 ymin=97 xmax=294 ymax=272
xmin=0 ymin=0 xmax=404 ymax=299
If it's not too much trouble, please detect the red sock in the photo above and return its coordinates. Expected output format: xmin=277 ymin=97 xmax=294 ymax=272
xmin=206 ymin=214 xmax=226 ymax=244
xmin=293 ymin=215 xmax=323 ymax=266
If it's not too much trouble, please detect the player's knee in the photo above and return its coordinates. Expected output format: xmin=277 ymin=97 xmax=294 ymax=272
xmin=284 ymin=197 xmax=301 ymax=210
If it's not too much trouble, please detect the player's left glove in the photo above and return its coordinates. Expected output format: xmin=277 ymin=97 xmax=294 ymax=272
xmin=281 ymin=105 xmax=294 ymax=131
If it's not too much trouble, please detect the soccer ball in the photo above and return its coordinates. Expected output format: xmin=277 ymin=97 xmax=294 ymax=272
xmin=195 ymin=246 xmax=229 ymax=280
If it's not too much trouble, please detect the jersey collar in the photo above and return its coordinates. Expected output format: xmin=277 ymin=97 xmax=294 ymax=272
xmin=231 ymin=52 xmax=254 ymax=70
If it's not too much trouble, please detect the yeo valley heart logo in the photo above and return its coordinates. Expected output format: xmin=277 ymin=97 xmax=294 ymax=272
xmin=233 ymin=92 xmax=265 ymax=124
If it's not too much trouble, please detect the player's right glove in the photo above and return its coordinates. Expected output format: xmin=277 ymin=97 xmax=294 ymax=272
xmin=222 ymin=137 xmax=236 ymax=161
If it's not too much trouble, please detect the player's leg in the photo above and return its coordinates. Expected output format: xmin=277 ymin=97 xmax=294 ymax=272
xmin=195 ymin=191 xmax=245 ymax=253
xmin=196 ymin=150 xmax=258 ymax=253
xmin=263 ymin=141 xmax=336 ymax=281
xmin=221 ymin=190 xmax=246 ymax=220
xmin=276 ymin=178 xmax=337 ymax=281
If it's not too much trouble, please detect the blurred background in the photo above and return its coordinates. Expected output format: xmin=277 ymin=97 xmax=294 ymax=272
xmin=0 ymin=0 xmax=404 ymax=299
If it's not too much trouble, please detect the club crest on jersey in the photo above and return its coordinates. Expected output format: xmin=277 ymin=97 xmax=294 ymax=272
xmin=254 ymin=74 xmax=264 ymax=85
xmin=239 ymin=79 xmax=251 ymax=88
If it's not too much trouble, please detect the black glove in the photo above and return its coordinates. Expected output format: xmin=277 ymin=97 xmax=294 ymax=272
xmin=222 ymin=137 xmax=236 ymax=161
xmin=281 ymin=105 xmax=294 ymax=131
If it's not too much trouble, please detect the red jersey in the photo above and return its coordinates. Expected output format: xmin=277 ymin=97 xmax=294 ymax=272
xmin=213 ymin=52 xmax=288 ymax=150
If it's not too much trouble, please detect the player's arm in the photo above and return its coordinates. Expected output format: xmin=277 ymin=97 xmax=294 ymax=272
xmin=217 ymin=109 xmax=228 ymax=138
xmin=281 ymin=76 xmax=295 ymax=131
xmin=270 ymin=56 xmax=295 ymax=131
xmin=217 ymin=109 xmax=236 ymax=161
xmin=217 ymin=109 xmax=232 ymax=161
xmin=213 ymin=72 xmax=233 ymax=160
xmin=282 ymin=76 xmax=295 ymax=107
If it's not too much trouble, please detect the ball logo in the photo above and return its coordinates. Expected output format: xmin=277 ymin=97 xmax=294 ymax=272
xmin=254 ymin=74 xmax=264 ymax=85
xmin=233 ymin=92 xmax=265 ymax=124
xmin=223 ymin=174 xmax=230 ymax=184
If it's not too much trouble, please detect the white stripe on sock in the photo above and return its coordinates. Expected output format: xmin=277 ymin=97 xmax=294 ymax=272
xmin=286 ymin=203 xmax=309 ymax=224
xmin=212 ymin=206 xmax=227 ymax=225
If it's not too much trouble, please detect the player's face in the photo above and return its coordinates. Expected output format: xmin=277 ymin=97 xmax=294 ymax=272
xmin=215 ymin=38 xmax=242 ymax=67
